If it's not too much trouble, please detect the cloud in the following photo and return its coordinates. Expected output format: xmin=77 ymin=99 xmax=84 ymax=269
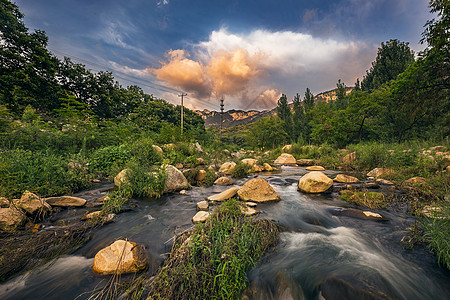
xmin=207 ymin=49 xmax=263 ymax=97
xmin=153 ymin=49 xmax=212 ymax=98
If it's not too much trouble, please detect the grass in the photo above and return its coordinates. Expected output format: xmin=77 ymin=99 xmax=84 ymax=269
xmin=147 ymin=199 xmax=279 ymax=300
xmin=340 ymin=190 xmax=389 ymax=209
xmin=231 ymin=162 xmax=250 ymax=179
xmin=420 ymin=202 xmax=450 ymax=269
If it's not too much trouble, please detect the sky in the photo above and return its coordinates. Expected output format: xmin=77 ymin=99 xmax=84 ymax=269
xmin=15 ymin=0 xmax=432 ymax=111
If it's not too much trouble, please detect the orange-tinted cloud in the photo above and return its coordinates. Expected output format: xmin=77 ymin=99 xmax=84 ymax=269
xmin=153 ymin=49 xmax=212 ymax=98
xmin=206 ymin=49 xmax=262 ymax=97
xmin=153 ymin=48 xmax=263 ymax=100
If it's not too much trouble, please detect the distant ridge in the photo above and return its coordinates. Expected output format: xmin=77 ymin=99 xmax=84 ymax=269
xmin=196 ymin=87 xmax=354 ymax=128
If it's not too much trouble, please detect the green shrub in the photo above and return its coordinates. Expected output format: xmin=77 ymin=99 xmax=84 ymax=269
xmin=125 ymin=162 xmax=167 ymax=198
xmin=128 ymin=138 xmax=163 ymax=169
xmin=90 ymin=144 xmax=131 ymax=176
xmin=231 ymin=162 xmax=250 ymax=179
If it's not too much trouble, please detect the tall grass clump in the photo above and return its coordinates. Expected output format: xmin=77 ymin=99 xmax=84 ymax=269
xmin=421 ymin=202 xmax=450 ymax=270
xmin=147 ymin=199 xmax=279 ymax=300
xmin=231 ymin=162 xmax=250 ymax=178
xmin=89 ymin=144 xmax=131 ymax=177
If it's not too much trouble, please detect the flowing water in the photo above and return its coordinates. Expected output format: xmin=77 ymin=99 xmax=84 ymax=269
xmin=1 ymin=166 xmax=449 ymax=299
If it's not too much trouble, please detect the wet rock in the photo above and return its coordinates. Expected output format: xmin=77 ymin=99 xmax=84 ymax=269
xmin=196 ymin=200 xmax=209 ymax=211
xmin=196 ymin=169 xmax=206 ymax=181
xmin=207 ymin=187 xmax=239 ymax=201
xmin=306 ymin=165 xmax=325 ymax=171
xmin=263 ymin=163 xmax=274 ymax=171
xmin=375 ymin=178 xmax=394 ymax=185
xmin=237 ymin=178 xmax=280 ymax=202
xmin=342 ymin=152 xmax=356 ymax=164
xmin=219 ymin=162 xmax=236 ymax=175
xmin=320 ymin=272 xmax=402 ymax=300
xmin=81 ymin=211 xmax=115 ymax=223
xmin=333 ymin=208 xmax=387 ymax=221
xmin=44 ymin=196 xmax=87 ymax=207
xmin=192 ymin=211 xmax=209 ymax=223
xmin=246 ymin=202 xmax=257 ymax=207
xmin=366 ymin=168 xmax=393 ymax=178
xmin=334 ymin=174 xmax=359 ymax=183
xmin=152 ymin=145 xmax=163 ymax=157
xmin=274 ymin=153 xmax=296 ymax=165
xmin=0 ymin=197 xmax=9 ymax=208
xmin=179 ymin=190 xmax=187 ymax=195
xmin=164 ymin=165 xmax=190 ymax=193
xmin=114 ymin=169 xmax=130 ymax=186
xmin=214 ymin=176 xmax=233 ymax=185
xmin=92 ymin=240 xmax=148 ymax=275
xmin=0 ymin=207 xmax=26 ymax=231
xmin=298 ymin=172 xmax=333 ymax=193
xmin=15 ymin=191 xmax=51 ymax=216
xmin=296 ymin=159 xmax=315 ymax=166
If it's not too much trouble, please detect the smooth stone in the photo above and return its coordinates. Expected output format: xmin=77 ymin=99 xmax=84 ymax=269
xmin=366 ymin=168 xmax=393 ymax=178
xmin=241 ymin=158 xmax=256 ymax=167
xmin=15 ymin=191 xmax=51 ymax=215
xmin=192 ymin=211 xmax=210 ymax=223
xmin=334 ymin=174 xmax=360 ymax=183
xmin=114 ymin=169 xmax=130 ymax=186
xmin=274 ymin=153 xmax=296 ymax=165
xmin=296 ymin=159 xmax=315 ymax=166
xmin=263 ymin=163 xmax=274 ymax=171
xmin=164 ymin=165 xmax=189 ymax=193
xmin=375 ymin=178 xmax=394 ymax=185
xmin=246 ymin=202 xmax=257 ymax=207
xmin=306 ymin=165 xmax=325 ymax=171
xmin=214 ymin=177 xmax=233 ymax=185
xmin=241 ymin=206 xmax=259 ymax=216
xmin=298 ymin=171 xmax=333 ymax=193
xmin=196 ymin=169 xmax=206 ymax=181
xmin=207 ymin=187 xmax=239 ymax=201
xmin=92 ymin=240 xmax=148 ymax=275
xmin=196 ymin=200 xmax=209 ymax=211
xmin=237 ymin=178 xmax=280 ymax=202
xmin=0 ymin=207 xmax=26 ymax=231
xmin=219 ymin=162 xmax=236 ymax=175
xmin=44 ymin=196 xmax=87 ymax=207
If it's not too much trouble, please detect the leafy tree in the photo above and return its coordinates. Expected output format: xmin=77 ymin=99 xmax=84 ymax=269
xmin=334 ymin=79 xmax=348 ymax=110
xmin=0 ymin=0 xmax=62 ymax=114
xmin=361 ymin=39 xmax=415 ymax=91
xmin=248 ymin=116 xmax=288 ymax=149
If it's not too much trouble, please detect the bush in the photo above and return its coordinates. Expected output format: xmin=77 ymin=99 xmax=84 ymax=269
xmin=231 ymin=162 xmax=250 ymax=179
xmin=128 ymin=138 xmax=163 ymax=169
xmin=125 ymin=162 xmax=167 ymax=199
xmin=90 ymin=144 xmax=131 ymax=176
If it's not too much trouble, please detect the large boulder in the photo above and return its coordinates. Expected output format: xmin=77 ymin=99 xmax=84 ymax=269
xmin=164 ymin=165 xmax=189 ymax=193
xmin=214 ymin=176 xmax=233 ymax=185
xmin=334 ymin=174 xmax=359 ymax=183
xmin=114 ymin=169 xmax=130 ymax=186
xmin=15 ymin=191 xmax=51 ymax=215
xmin=219 ymin=162 xmax=236 ymax=175
xmin=207 ymin=187 xmax=239 ymax=201
xmin=92 ymin=240 xmax=148 ymax=275
xmin=237 ymin=178 xmax=280 ymax=202
xmin=274 ymin=153 xmax=296 ymax=165
xmin=44 ymin=196 xmax=87 ymax=207
xmin=0 ymin=207 xmax=26 ymax=231
xmin=298 ymin=171 xmax=333 ymax=193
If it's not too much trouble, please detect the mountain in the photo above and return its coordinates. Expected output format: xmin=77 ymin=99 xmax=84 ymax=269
xmin=195 ymin=109 xmax=272 ymax=128
xmin=197 ymin=87 xmax=354 ymax=128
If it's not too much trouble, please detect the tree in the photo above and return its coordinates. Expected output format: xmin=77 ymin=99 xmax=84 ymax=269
xmin=334 ymin=79 xmax=347 ymax=110
xmin=303 ymin=88 xmax=315 ymax=113
xmin=361 ymin=39 xmax=415 ymax=91
xmin=248 ymin=116 xmax=288 ymax=149
xmin=276 ymin=94 xmax=293 ymax=139
xmin=0 ymin=0 xmax=62 ymax=114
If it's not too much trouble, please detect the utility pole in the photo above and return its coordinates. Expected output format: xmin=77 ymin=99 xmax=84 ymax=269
xmin=178 ymin=93 xmax=187 ymax=135
xmin=220 ymin=98 xmax=224 ymax=140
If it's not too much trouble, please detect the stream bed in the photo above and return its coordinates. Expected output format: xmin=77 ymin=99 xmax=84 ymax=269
xmin=1 ymin=166 xmax=449 ymax=299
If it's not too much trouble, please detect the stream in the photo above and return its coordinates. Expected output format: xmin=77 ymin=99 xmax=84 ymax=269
xmin=1 ymin=166 xmax=449 ymax=299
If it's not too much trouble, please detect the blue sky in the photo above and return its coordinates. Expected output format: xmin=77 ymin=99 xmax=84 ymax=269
xmin=15 ymin=0 xmax=432 ymax=111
